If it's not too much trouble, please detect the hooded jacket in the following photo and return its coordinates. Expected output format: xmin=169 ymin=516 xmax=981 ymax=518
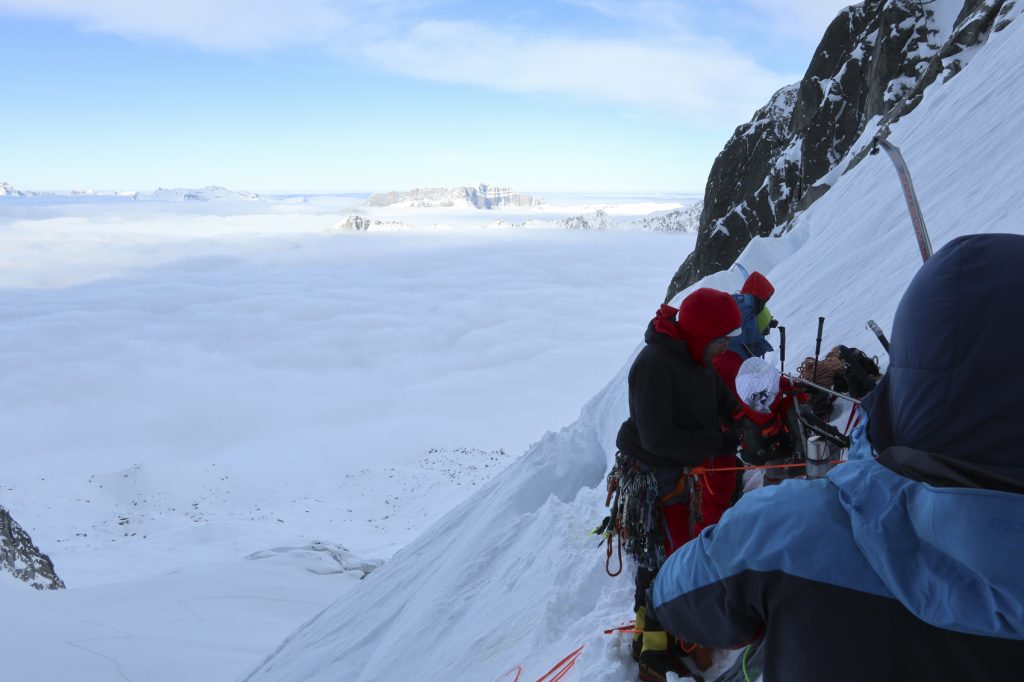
xmin=727 ymin=272 xmax=775 ymax=360
xmin=650 ymin=234 xmax=1024 ymax=681
xmin=616 ymin=290 xmax=740 ymax=469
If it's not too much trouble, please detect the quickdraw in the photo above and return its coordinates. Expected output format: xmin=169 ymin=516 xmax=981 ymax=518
xmin=594 ymin=453 xmax=664 ymax=575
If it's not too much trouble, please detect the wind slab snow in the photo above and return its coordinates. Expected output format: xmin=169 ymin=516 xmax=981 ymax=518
xmin=246 ymin=4 xmax=1024 ymax=681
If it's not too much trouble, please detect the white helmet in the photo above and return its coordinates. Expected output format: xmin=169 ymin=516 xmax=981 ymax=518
xmin=735 ymin=357 xmax=778 ymax=413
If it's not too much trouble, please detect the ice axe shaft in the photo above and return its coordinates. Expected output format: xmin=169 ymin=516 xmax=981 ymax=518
xmin=866 ymin=320 xmax=890 ymax=353
xmin=871 ymin=136 xmax=933 ymax=263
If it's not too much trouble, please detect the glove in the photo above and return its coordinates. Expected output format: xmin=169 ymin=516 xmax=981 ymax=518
xmin=768 ymin=318 xmax=779 ymax=329
xmin=721 ymin=431 xmax=741 ymax=455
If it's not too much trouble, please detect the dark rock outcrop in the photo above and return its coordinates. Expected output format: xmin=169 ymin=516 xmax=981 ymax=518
xmin=1 ymin=505 xmax=65 ymax=590
xmin=666 ymin=0 xmax=1019 ymax=301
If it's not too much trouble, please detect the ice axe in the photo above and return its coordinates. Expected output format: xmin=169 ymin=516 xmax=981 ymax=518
xmin=871 ymin=136 xmax=933 ymax=263
xmin=866 ymin=320 xmax=890 ymax=354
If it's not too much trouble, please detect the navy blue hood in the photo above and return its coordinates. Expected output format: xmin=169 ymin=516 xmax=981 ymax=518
xmin=864 ymin=233 xmax=1024 ymax=485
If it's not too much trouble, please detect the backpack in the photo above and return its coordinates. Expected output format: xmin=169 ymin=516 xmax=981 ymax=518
xmin=832 ymin=345 xmax=882 ymax=399
xmin=797 ymin=345 xmax=883 ymax=410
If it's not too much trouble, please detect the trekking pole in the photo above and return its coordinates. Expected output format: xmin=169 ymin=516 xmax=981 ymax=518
xmin=784 ymin=373 xmax=862 ymax=405
xmin=779 ymin=326 xmax=787 ymax=374
xmin=812 ymin=317 xmax=825 ymax=382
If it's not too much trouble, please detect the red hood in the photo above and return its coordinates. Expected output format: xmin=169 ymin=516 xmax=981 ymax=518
xmin=651 ymin=304 xmax=685 ymax=340
xmin=741 ymin=271 xmax=775 ymax=301
xmin=677 ymin=288 xmax=742 ymax=365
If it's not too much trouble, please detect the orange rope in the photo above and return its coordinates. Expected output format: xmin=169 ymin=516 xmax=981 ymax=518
xmin=535 ymin=644 xmax=585 ymax=682
xmin=678 ymin=639 xmax=699 ymax=654
xmin=688 ymin=460 xmax=845 ymax=476
xmin=605 ymin=530 xmax=623 ymax=577
xmin=602 ymin=622 xmax=638 ymax=635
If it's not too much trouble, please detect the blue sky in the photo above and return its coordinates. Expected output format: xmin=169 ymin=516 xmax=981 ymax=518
xmin=1 ymin=0 xmax=853 ymax=193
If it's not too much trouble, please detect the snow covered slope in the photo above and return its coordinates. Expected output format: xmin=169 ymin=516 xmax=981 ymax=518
xmin=247 ymin=4 xmax=1024 ymax=681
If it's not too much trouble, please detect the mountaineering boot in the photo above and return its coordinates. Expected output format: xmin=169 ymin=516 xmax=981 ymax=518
xmin=691 ymin=644 xmax=713 ymax=672
xmin=676 ymin=638 xmax=714 ymax=672
xmin=632 ymin=606 xmax=646 ymax=661
xmin=638 ymin=630 xmax=691 ymax=681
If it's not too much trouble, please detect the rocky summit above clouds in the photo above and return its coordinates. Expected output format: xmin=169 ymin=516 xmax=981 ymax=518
xmin=0 ymin=182 xmax=23 ymax=197
xmin=667 ymin=0 xmax=1020 ymax=300
xmin=326 ymin=206 xmax=700 ymax=234
xmin=555 ymin=209 xmax=618 ymax=230
xmin=1 ymin=505 xmax=64 ymax=590
xmin=366 ymin=184 xmax=543 ymax=209
xmin=480 ymin=202 xmax=703 ymax=232
xmin=0 ymin=181 xmax=47 ymax=197
xmin=630 ymin=202 xmax=703 ymax=232
xmin=133 ymin=186 xmax=261 ymax=202
xmin=327 ymin=214 xmax=412 ymax=232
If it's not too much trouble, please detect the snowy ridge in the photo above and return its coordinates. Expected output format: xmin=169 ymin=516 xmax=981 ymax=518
xmin=248 ymin=5 xmax=1024 ymax=680
xmin=70 ymin=189 xmax=138 ymax=197
xmin=366 ymin=184 xmax=543 ymax=209
xmin=133 ymin=185 xmax=262 ymax=202
xmin=631 ymin=202 xmax=703 ymax=232
xmin=480 ymin=203 xmax=702 ymax=232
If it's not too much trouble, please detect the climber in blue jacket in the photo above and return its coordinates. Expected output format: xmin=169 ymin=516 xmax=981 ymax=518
xmin=649 ymin=233 xmax=1024 ymax=681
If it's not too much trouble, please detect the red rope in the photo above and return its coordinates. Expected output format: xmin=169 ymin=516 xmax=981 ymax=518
xmin=494 ymin=665 xmax=523 ymax=682
xmin=843 ymin=403 xmax=862 ymax=435
xmin=535 ymin=644 xmax=585 ymax=682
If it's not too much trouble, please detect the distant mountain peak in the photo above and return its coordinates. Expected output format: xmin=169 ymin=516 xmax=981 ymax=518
xmin=327 ymin=214 xmax=412 ymax=232
xmin=366 ymin=184 xmax=543 ymax=209
xmin=0 ymin=181 xmax=32 ymax=197
xmin=133 ymin=186 xmax=261 ymax=202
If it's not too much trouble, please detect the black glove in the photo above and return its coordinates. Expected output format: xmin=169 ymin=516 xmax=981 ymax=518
xmin=768 ymin=318 xmax=779 ymax=329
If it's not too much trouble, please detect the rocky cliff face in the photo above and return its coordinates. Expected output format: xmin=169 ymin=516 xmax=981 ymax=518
xmin=666 ymin=0 xmax=1019 ymax=300
xmin=1 ymin=505 xmax=65 ymax=590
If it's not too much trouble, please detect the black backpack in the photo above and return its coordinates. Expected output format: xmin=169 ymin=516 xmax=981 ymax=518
xmin=832 ymin=346 xmax=882 ymax=399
